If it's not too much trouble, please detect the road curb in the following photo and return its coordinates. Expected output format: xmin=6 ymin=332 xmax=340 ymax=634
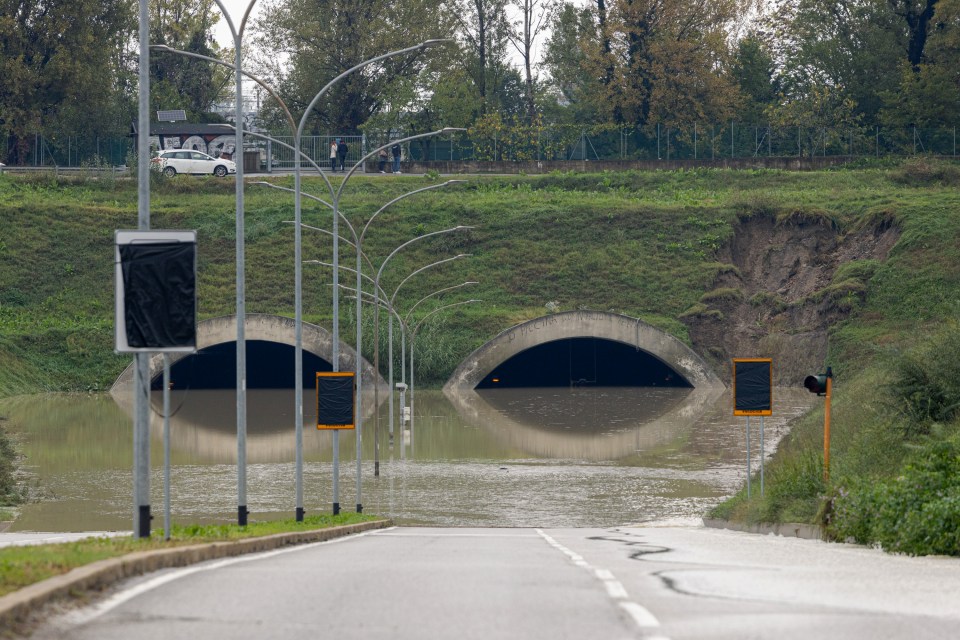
xmin=0 ymin=519 xmax=391 ymax=630
xmin=702 ymin=517 xmax=823 ymax=540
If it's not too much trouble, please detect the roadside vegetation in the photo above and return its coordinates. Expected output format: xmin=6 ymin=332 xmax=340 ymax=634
xmin=0 ymin=513 xmax=379 ymax=598
xmin=1 ymin=159 xmax=959 ymax=555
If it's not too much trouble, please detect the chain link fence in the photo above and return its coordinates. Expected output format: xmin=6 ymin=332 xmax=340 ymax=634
xmin=4 ymin=124 xmax=958 ymax=170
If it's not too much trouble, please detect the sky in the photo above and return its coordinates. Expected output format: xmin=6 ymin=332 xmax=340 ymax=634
xmin=211 ymin=0 xmax=266 ymax=47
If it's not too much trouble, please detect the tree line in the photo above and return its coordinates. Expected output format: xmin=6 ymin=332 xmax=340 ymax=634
xmin=2 ymin=0 xmax=958 ymax=164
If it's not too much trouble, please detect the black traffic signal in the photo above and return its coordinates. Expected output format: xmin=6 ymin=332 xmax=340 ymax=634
xmin=804 ymin=367 xmax=832 ymax=395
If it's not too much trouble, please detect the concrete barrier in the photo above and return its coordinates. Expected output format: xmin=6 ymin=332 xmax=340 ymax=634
xmin=702 ymin=517 xmax=822 ymax=540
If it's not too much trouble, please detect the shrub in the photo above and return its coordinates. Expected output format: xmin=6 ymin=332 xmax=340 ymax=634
xmin=828 ymin=441 xmax=960 ymax=556
xmin=889 ymin=157 xmax=960 ymax=186
xmin=887 ymin=325 xmax=960 ymax=433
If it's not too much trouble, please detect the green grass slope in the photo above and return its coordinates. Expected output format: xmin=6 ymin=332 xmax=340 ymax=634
xmin=1 ymin=159 xmax=959 ymax=553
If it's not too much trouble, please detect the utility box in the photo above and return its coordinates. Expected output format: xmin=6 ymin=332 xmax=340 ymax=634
xmin=243 ymin=151 xmax=259 ymax=173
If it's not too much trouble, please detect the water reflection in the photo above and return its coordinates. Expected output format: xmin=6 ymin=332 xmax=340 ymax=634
xmin=1 ymin=387 xmax=815 ymax=531
xmin=447 ymin=386 xmax=722 ymax=460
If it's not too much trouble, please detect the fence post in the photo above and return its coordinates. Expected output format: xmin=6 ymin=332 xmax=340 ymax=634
xmin=694 ymin=123 xmax=698 ymax=160
xmin=657 ymin=123 xmax=661 ymax=159
xmin=731 ymin=121 xmax=734 ymax=158
xmin=876 ymin=126 xmax=879 ymax=158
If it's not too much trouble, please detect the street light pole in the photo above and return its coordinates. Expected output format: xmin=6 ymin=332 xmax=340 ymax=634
xmin=372 ymin=226 xmax=473 ymax=475
xmin=408 ymin=300 xmax=481 ymax=437
xmin=209 ymin=0 xmax=259 ymax=527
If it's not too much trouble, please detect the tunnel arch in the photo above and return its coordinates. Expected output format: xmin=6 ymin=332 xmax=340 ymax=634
xmin=110 ymin=313 xmax=384 ymax=397
xmin=443 ymin=311 xmax=724 ymax=392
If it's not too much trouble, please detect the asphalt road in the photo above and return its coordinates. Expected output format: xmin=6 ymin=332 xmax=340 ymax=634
xmin=32 ymin=524 xmax=960 ymax=640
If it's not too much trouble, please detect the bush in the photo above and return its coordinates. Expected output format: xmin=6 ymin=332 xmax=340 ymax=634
xmin=887 ymin=325 xmax=960 ymax=434
xmin=828 ymin=441 xmax=960 ymax=555
xmin=889 ymin=157 xmax=960 ymax=186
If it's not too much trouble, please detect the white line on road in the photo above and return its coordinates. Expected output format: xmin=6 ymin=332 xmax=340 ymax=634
xmin=536 ymin=529 xmax=669 ymax=638
xmin=66 ymin=528 xmax=383 ymax=625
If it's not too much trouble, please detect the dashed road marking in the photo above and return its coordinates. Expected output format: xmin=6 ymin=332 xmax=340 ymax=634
xmin=536 ymin=529 xmax=669 ymax=639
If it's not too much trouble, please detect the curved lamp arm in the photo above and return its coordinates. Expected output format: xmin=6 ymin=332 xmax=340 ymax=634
xmin=360 ymin=180 xmax=467 ymax=244
xmin=389 ymin=254 xmax=471 ymax=309
xmin=404 ymin=282 xmax=478 ymax=326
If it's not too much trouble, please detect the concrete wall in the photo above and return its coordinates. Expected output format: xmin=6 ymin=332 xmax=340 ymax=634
xmin=110 ymin=313 xmax=383 ymax=397
xmin=443 ymin=310 xmax=724 ymax=393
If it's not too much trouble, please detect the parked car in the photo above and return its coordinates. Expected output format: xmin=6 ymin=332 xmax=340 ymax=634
xmin=151 ymin=150 xmax=236 ymax=177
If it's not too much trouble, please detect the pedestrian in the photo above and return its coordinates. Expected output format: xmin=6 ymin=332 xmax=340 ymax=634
xmin=377 ymin=147 xmax=388 ymax=173
xmin=330 ymin=140 xmax=338 ymax=172
xmin=337 ymin=138 xmax=349 ymax=171
xmin=391 ymin=142 xmax=402 ymax=174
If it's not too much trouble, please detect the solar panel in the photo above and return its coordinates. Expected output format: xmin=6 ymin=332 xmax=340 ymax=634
xmin=156 ymin=109 xmax=187 ymax=122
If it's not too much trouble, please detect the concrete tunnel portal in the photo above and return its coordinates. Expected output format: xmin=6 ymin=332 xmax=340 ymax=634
xmin=110 ymin=314 xmax=384 ymax=397
xmin=445 ymin=311 xmax=724 ymax=393
xmin=475 ymin=337 xmax=691 ymax=389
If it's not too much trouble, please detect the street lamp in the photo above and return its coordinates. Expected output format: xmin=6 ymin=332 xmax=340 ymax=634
xmin=372 ymin=226 xmax=473 ymax=474
xmin=408 ymin=300 xmax=481 ymax=439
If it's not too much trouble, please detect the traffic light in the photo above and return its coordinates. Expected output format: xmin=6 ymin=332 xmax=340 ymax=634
xmin=804 ymin=367 xmax=832 ymax=395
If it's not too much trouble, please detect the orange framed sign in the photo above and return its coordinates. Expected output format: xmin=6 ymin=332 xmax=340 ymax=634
xmin=732 ymin=358 xmax=773 ymax=416
xmin=316 ymin=372 xmax=355 ymax=430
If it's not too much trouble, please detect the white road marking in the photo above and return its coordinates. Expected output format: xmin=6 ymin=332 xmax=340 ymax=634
xmin=66 ymin=528 xmax=381 ymax=625
xmin=536 ymin=529 xmax=669 ymax=639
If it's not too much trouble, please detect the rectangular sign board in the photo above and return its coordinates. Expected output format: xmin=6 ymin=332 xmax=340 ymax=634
xmin=115 ymin=230 xmax=197 ymax=353
xmin=732 ymin=358 xmax=773 ymax=416
xmin=316 ymin=372 xmax=356 ymax=430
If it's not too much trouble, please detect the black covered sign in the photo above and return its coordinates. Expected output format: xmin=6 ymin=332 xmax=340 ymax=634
xmin=317 ymin=372 xmax=355 ymax=430
xmin=733 ymin=358 xmax=772 ymax=416
xmin=115 ymin=230 xmax=197 ymax=353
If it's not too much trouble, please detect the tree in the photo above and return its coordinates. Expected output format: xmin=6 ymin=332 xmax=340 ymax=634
xmin=586 ymin=0 xmax=745 ymax=129
xmin=760 ymin=0 xmax=901 ymax=124
xmin=881 ymin=0 xmax=960 ymax=127
xmin=506 ymin=0 xmax=558 ymax=120
xmin=541 ymin=3 xmax=603 ymax=124
xmin=732 ymin=34 xmax=778 ymax=123
xmin=0 ymin=0 xmax=135 ymax=164
xmin=452 ymin=0 xmax=512 ymax=116
xmin=889 ymin=0 xmax=939 ymax=68
xmin=149 ymin=0 xmax=228 ymax=119
xmin=250 ymin=0 xmax=454 ymax=135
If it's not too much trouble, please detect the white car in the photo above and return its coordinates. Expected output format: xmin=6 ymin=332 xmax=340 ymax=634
xmin=151 ymin=150 xmax=236 ymax=177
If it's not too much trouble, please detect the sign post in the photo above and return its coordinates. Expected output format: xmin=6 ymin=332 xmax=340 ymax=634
xmin=317 ymin=372 xmax=356 ymax=515
xmin=732 ymin=358 xmax=773 ymax=498
xmin=115 ymin=230 xmax=197 ymax=538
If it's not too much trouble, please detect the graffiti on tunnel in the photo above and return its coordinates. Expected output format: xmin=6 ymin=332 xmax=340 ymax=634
xmin=475 ymin=338 xmax=692 ymax=389
xmin=150 ymin=340 xmax=331 ymax=390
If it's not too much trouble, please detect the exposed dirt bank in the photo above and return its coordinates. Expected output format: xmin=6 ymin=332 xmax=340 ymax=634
xmin=683 ymin=213 xmax=900 ymax=384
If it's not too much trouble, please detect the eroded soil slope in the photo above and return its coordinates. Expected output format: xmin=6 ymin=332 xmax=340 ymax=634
xmin=683 ymin=214 xmax=899 ymax=384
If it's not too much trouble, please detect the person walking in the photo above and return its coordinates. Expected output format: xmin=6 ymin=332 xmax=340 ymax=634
xmin=377 ymin=147 xmax=388 ymax=173
xmin=329 ymin=140 xmax=338 ymax=172
xmin=337 ymin=138 xmax=349 ymax=171
xmin=390 ymin=142 xmax=402 ymax=174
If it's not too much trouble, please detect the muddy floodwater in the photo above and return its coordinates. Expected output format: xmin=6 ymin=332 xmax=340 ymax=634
xmin=2 ymin=387 xmax=814 ymax=531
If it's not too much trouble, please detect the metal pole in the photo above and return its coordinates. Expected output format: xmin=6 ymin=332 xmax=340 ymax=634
xmin=355 ymin=236 xmax=363 ymax=513
xmin=824 ymin=371 xmax=833 ymax=483
xmin=163 ymin=355 xmax=171 ymax=540
xmin=746 ymin=415 xmax=751 ymax=499
xmin=233 ymin=23 xmax=248 ymax=528
xmin=760 ymin=415 xmax=765 ymax=497
xmin=134 ymin=0 xmax=151 ymax=540
xmin=388 ymin=314 xmax=394 ymax=441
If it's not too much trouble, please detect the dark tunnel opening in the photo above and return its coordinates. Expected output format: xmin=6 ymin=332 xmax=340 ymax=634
xmin=151 ymin=340 xmax=332 ymax=390
xmin=475 ymin=338 xmax=692 ymax=389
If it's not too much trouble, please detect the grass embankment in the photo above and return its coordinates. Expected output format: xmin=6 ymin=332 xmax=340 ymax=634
xmin=0 ymin=513 xmax=378 ymax=597
xmin=1 ymin=159 xmax=959 ymax=555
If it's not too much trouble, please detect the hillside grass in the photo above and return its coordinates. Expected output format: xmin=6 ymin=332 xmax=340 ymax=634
xmin=2 ymin=160 xmax=960 ymax=553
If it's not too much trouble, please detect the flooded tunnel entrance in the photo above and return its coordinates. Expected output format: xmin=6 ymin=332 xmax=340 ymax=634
xmin=475 ymin=337 xmax=692 ymax=388
xmin=150 ymin=340 xmax=332 ymax=390
xmin=444 ymin=311 xmax=724 ymax=393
